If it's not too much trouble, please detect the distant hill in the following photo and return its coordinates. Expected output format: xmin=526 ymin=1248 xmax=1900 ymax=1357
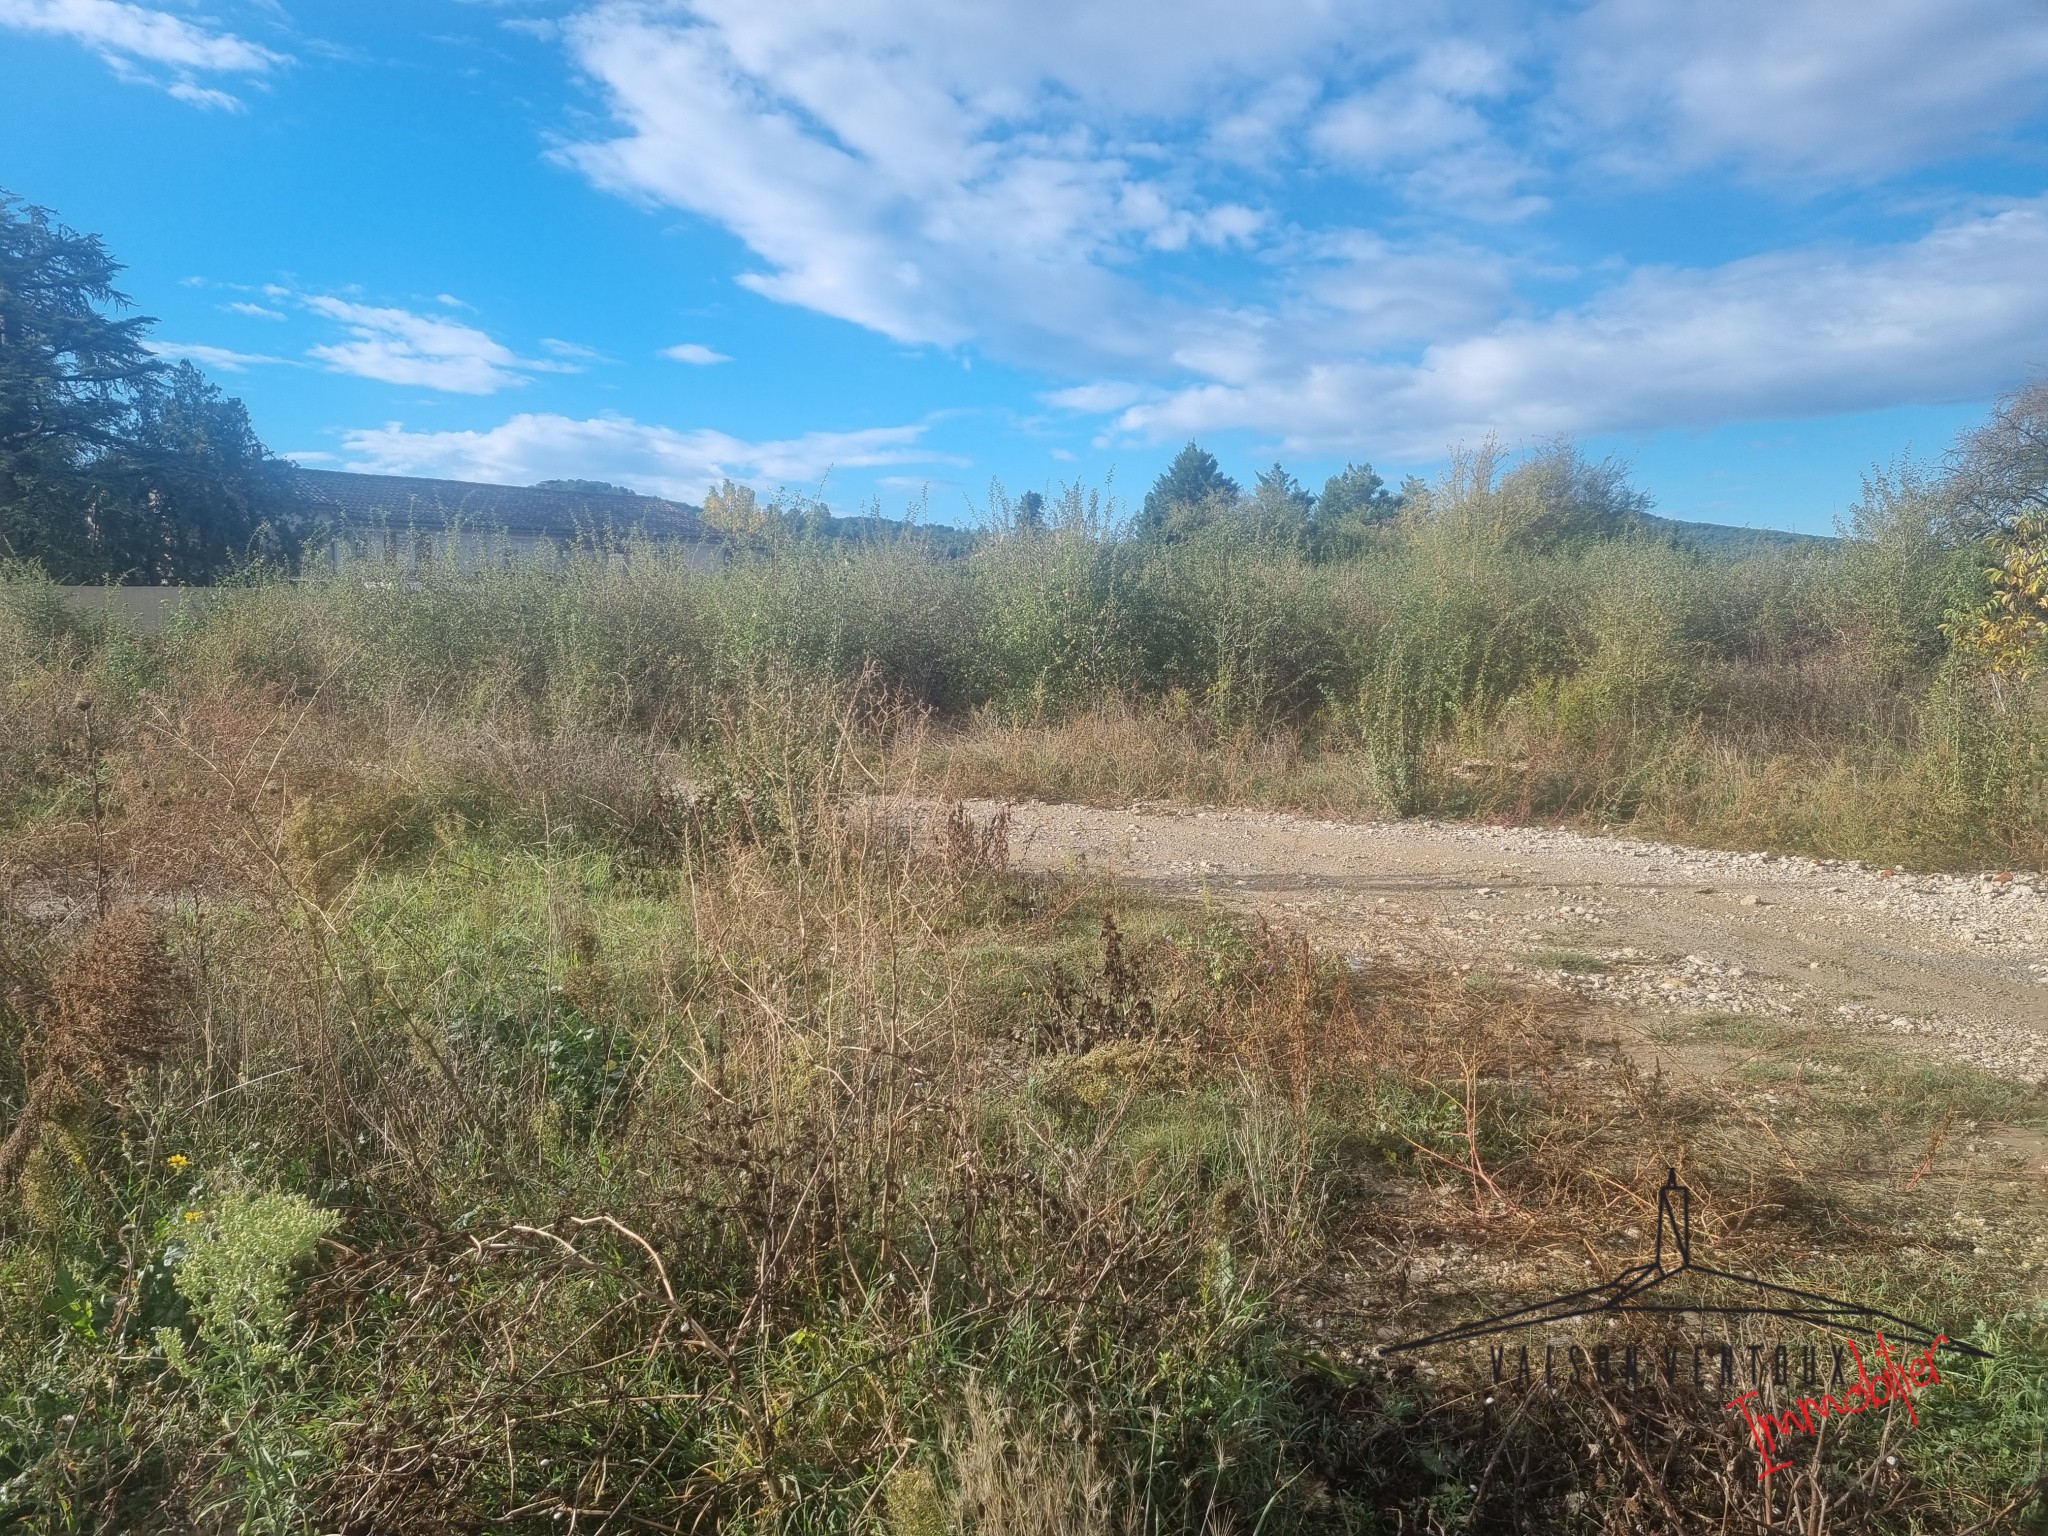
xmin=283 ymin=469 xmax=1823 ymax=565
xmin=286 ymin=468 xmax=984 ymax=560
xmin=1640 ymin=512 xmax=1835 ymax=555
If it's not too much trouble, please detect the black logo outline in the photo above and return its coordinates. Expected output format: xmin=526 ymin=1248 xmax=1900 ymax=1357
xmin=1381 ymin=1169 xmax=1991 ymax=1362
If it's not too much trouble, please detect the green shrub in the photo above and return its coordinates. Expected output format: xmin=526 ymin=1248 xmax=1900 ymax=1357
xmin=166 ymin=1188 xmax=340 ymax=1361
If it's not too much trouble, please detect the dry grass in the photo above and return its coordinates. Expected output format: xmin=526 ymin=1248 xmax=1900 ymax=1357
xmin=0 ymin=908 xmax=188 ymax=1193
xmin=906 ymin=702 xmax=1375 ymax=814
xmin=904 ymin=672 xmax=2048 ymax=873
xmin=0 ymin=576 xmax=2042 ymax=1532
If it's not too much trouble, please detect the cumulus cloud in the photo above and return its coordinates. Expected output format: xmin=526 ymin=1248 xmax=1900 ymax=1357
xmin=303 ymin=297 xmax=560 ymax=394
xmin=336 ymin=412 xmax=951 ymax=501
xmin=0 ymin=0 xmax=285 ymax=106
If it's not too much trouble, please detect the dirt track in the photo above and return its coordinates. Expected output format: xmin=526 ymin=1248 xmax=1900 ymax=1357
xmin=975 ymin=799 xmax=2048 ymax=1083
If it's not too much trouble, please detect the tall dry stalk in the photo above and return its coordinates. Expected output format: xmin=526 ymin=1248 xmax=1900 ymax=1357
xmin=0 ymin=908 xmax=189 ymax=1194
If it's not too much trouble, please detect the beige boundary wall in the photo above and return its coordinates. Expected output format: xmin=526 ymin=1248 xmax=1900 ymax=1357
xmin=49 ymin=536 xmax=726 ymax=633
xmin=52 ymin=586 xmax=206 ymax=633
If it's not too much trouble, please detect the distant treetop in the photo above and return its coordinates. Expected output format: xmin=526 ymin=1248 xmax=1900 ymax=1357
xmin=1318 ymin=463 xmax=1398 ymax=524
xmin=529 ymin=478 xmax=638 ymax=497
xmin=1947 ymin=376 xmax=2048 ymax=539
xmin=1137 ymin=441 xmax=1241 ymax=541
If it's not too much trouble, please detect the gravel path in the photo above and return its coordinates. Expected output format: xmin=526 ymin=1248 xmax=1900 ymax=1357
xmin=974 ymin=799 xmax=2048 ymax=1082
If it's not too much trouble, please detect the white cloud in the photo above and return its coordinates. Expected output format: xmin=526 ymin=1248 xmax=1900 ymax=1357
xmin=550 ymin=0 xmax=2048 ymax=454
xmin=542 ymin=337 xmax=604 ymax=360
xmin=163 ymin=79 xmax=242 ymax=110
xmin=143 ymin=340 xmax=285 ymax=372
xmin=1205 ymin=74 xmax=1320 ymax=168
xmin=1107 ymin=200 xmax=2048 ymax=455
xmin=1310 ymin=46 xmax=1543 ymax=219
xmin=661 ymin=342 xmax=732 ymax=365
xmin=304 ymin=296 xmax=550 ymax=394
xmin=558 ymin=0 xmax=1343 ymax=369
xmin=0 ymin=0 xmax=285 ymax=106
xmin=336 ymin=412 xmax=953 ymax=501
xmin=1314 ymin=85 xmax=1486 ymax=167
xmin=224 ymin=301 xmax=285 ymax=320
xmin=1312 ymin=43 xmax=1516 ymax=161
xmin=545 ymin=2 xmax=1574 ymax=376
xmin=0 ymin=0 xmax=280 ymax=69
xmin=1289 ymin=230 xmax=1515 ymax=349
xmin=1565 ymin=0 xmax=2048 ymax=180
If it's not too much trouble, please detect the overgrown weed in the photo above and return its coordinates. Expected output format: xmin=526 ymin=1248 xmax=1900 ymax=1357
xmin=1 ymin=547 xmax=2044 ymax=1530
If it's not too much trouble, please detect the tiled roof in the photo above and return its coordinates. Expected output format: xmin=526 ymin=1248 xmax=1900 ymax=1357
xmin=289 ymin=469 xmax=713 ymax=542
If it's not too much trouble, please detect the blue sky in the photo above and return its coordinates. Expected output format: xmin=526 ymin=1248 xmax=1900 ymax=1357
xmin=4 ymin=0 xmax=2046 ymax=533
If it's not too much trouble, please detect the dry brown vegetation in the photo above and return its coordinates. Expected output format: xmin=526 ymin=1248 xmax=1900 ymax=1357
xmin=0 ymin=523 xmax=2043 ymax=1532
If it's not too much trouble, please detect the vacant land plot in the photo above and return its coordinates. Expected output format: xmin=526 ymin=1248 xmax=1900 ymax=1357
xmin=1 ymin=568 xmax=2044 ymax=1533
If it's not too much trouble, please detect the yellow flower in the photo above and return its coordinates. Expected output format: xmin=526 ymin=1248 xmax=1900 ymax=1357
xmin=166 ymin=1154 xmax=190 ymax=1170
xmin=181 ymin=1210 xmax=205 ymax=1223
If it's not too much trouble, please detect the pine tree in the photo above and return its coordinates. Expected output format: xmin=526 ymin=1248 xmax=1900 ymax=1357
xmin=104 ymin=362 xmax=293 ymax=582
xmin=1136 ymin=441 xmax=1238 ymax=542
xmin=1245 ymin=462 xmax=1314 ymax=540
xmin=0 ymin=192 xmax=160 ymax=574
xmin=0 ymin=191 xmax=286 ymax=581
